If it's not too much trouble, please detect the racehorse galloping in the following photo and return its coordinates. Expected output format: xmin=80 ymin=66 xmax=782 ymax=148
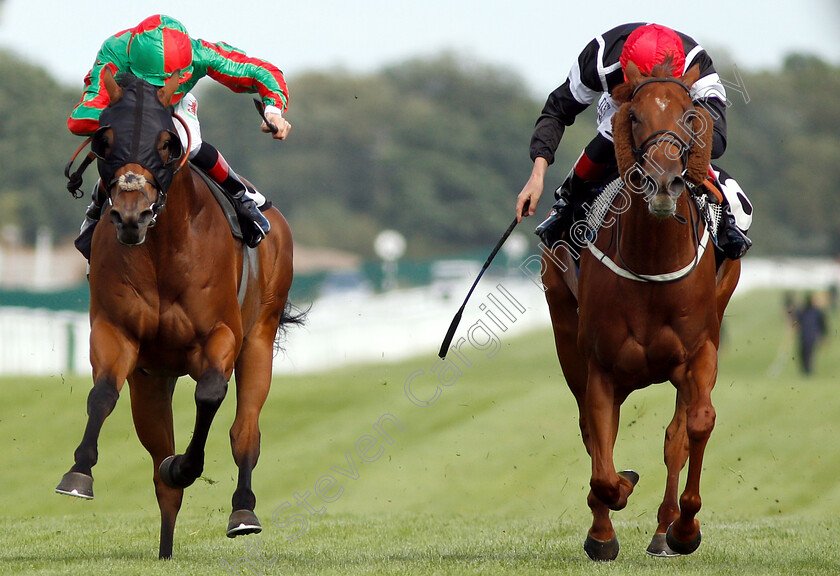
xmin=55 ymin=70 xmax=296 ymax=559
xmin=541 ymin=60 xmax=740 ymax=561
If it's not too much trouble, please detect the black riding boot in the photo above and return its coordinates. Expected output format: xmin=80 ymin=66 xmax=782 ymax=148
xmin=191 ymin=144 xmax=270 ymax=248
xmin=225 ymin=176 xmax=271 ymax=249
xmin=535 ymin=170 xmax=586 ymax=248
xmin=74 ymin=181 xmax=105 ymax=261
xmin=716 ymin=203 xmax=752 ymax=260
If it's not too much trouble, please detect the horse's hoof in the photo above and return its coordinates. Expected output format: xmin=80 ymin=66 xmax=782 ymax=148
xmin=618 ymin=469 xmax=640 ymax=487
xmin=646 ymin=532 xmax=680 ymax=557
xmin=666 ymin=523 xmax=702 ymax=555
xmin=158 ymin=455 xmax=196 ymax=489
xmin=227 ymin=509 xmax=262 ymax=538
xmin=584 ymin=534 xmax=619 ymax=561
xmin=55 ymin=472 xmax=94 ymax=499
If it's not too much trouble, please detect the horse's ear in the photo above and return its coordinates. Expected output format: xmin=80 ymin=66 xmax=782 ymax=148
xmin=612 ymin=102 xmax=637 ymax=181
xmin=611 ymin=81 xmax=633 ymax=104
xmin=158 ymin=70 xmax=181 ymax=107
xmin=680 ymin=64 xmax=701 ymax=90
xmin=103 ymin=67 xmax=122 ymax=104
xmin=624 ymin=61 xmax=643 ymax=87
xmin=684 ymin=106 xmax=714 ymax=185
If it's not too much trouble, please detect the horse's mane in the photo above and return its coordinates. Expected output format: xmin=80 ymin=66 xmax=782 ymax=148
xmin=115 ymin=71 xmax=141 ymax=88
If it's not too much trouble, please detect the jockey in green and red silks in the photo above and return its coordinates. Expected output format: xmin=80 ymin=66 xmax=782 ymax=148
xmin=68 ymin=14 xmax=291 ymax=256
xmin=68 ymin=14 xmax=288 ymax=135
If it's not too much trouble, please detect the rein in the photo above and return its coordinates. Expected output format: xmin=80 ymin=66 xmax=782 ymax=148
xmin=65 ymin=137 xmax=95 ymax=198
xmin=587 ymin=196 xmax=709 ymax=283
xmin=616 ymin=190 xmax=707 ymax=283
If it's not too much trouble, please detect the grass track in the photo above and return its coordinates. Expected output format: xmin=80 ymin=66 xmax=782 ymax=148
xmin=2 ymin=289 xmax=840 ymax=574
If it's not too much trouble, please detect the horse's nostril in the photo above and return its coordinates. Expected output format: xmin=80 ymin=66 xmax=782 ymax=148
xmin=138 ymin=210 xmax=156 ymax=227
xmin=109 ymin=210 xmax=123 ymax=225
xmin=668 ymin=176 xmax=686 ymax=196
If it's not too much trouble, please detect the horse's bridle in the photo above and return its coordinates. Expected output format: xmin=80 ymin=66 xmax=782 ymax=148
xmin=629 ymin=77 xmax=695 ymax=167
xmin=600 ymin=77 xmax=707 ymax=283
xmin=108 ymin=113 xmax=192 ymax=223
xmin=80 ymin=112 xmax=192 ymax=226
xmin=65 ymin=109 xmax=191 ymax=217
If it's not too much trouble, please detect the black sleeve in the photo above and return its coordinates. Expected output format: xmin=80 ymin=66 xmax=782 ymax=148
xmin=697 ymin=97 xmax=727 ymax=159
xmin=529 ymin=39 xmax=602 ymax=164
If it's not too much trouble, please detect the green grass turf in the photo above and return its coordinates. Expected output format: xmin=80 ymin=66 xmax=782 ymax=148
xmin=1 ymin=289 xmax=839 ymax=574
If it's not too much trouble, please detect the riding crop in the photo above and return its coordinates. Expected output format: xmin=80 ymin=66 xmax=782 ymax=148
xmin=438 ymin=202 xmax=528 ymax=359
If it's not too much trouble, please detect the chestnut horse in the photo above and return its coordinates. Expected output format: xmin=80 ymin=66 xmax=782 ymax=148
xmin=55 ymin=70 xmax=296 ymax=559
xmin=541 ymin=61 xmax=740 ymax=561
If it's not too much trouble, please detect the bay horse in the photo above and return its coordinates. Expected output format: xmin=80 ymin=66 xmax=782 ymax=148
xmin=55 ymin=69 xmax=297 ymax=559
xmin=541 ymin=60 xmax=740 ymax=560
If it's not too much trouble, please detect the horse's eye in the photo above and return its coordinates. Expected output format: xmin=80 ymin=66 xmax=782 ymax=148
xmin=158 ymin=133 xmax=183 ymax=166
xmin=629 ymin=112 xmax=638 ymax=124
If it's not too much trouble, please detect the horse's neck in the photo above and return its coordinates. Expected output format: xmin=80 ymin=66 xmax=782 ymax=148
xmin=148 ymin=170 xmax=201 ymax=253
xmin=616 ymin=193 xmax=698 ymax=272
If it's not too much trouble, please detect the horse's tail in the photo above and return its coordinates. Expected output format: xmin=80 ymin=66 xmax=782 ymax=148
xmin=274 ymin=301 xmax=308 ymax=355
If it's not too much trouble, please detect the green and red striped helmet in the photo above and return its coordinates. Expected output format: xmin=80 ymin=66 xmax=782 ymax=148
xmin=127 ymin=15 xmax=194 ymax=86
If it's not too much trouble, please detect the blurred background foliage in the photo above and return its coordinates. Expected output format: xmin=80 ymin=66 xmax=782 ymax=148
xmin=2 ymin=48 xmax=838 ymax=257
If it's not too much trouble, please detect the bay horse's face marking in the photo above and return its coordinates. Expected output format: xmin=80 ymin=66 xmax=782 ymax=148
xmin=621 ymin=61 xmax=703 ymax=219
xmin=95 ymin=69 xmax=183 ymax=247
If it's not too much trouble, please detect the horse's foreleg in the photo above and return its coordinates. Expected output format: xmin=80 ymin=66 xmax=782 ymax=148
xmin=586 ymin=369 xmax=634 ymax=509
xmin=160 ymin=325 xmax=236 ymax=490
xmin=56 ymin=322 xmax=137 ymax=499
xmin=666 ymin=343 xmax=718 ymax=555
xmin=128 ymin=372 xmax=182 ymax=559
xmin=647 ymin=392 xmax=688 ymax=557
xmin=582 ymin=368 xmax=637 ymax=561
xmin=226 ymin=330 xmax=275 ymax=538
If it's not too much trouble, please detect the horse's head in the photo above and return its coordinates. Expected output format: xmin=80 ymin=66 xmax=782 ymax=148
xmin=92 ymin=69 xmax=185 ymax=246
xmin=611 ymin=59 xmax=713 ymax=219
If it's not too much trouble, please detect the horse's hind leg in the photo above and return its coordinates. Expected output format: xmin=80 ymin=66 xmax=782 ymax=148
xmin=56 ymin=322 xmax=136 ymax=499
xmin=128 ymin=372 xmax=182 ymax=559
xmin=666 ymin=342 xmax=718 ymax=555
xmin=226 ymin=328 xmax=276 ymax=537
xmin=647 ymin=392 xmax=688 ymax=557
xmin=159 ymin=326 xmax=236 ymax=490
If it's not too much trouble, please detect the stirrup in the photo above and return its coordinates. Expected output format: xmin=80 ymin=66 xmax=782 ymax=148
xmin=718 ymin=228 xmax=751 ymax=260
xmin=535 ymin=199 xmax=572 ymax=248
xmin=241 ymin=208 xmax=270 ymax=248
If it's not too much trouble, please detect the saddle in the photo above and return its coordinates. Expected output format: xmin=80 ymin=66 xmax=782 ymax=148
xmin=191 ymin=164 xmax=244 ymax=242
